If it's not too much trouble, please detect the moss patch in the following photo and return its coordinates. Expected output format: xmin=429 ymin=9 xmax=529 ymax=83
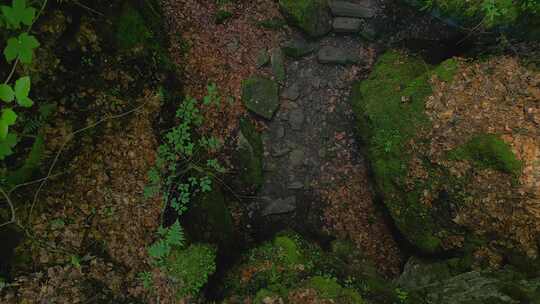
xmin=306 ymin=276 xmax=365 ymax=303
xmin=351 ymin=51 xmax=460 ymax=253
xmin=115 ymin=3 xmax=153 ymax=50
xmin=448 ymin=134 xmax=522 ymax=175
xmin=167 ymin=243 xmax=217 ymax=298
xmin=278 ymin=0 xmax=331 ymax=37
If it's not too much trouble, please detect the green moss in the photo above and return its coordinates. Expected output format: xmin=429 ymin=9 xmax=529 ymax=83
xmin=224 ymin=233 xmax=325 ymax=298
xmin=274 ymin=235 xmax=303 ymax=265
xmin=167 ymin=243 xmax=217 ymax=298
xmin=350 ymin=51 xmax=461 ymax=254
xmin=254 ymin=289 xmax=280 ymax=303
xmin=278 ymin=0 xmax=330 ymax=37
xmin=449 ymin=134 xmax=522 ymax=175
xmin=115 ymin=3 xmax=153 ymax=50
xmin=307 ymin=276 xmax=365 ymax=303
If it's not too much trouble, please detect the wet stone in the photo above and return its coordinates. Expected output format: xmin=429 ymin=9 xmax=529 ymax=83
xmin=281 ymin=83 xmax=301 ymax=100
xmin=287 ymin=181 xmax=304 ymax=190
xmin=329 ymin=0 xmax=376 ymax=18
xmin=318 ymin=46 xmax=360 ymax=65
xmin=333 ymin=17 xmax=361 ymax=33
xmin=261 ymin=196 xmax=296 ymax=216
xmin=289 ymin=109 xmax=305 ymax=130
xmin=289 ymin=149 xmax=305 ymax=167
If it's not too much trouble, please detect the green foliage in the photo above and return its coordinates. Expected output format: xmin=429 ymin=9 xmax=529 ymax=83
xmin=0 ymin=0 xmax=41 ymax=160
xmin=142 ymin=85 xmax=225 ymax=298
xmin=414 ymin=0 xmax=539 ymax=28
xmin=166 ymin=244 xmax=217 ymax=298
xmin=4 ymin=32 xmax=39 ymax=63
xmin=1 ymin=0 xmax=35 ymax=29
xmin=448 ymin=134 xmax=522 ymax=175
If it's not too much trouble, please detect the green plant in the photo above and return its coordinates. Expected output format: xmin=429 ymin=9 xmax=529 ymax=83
xmin=0 ymin=0 xmax=44 ymax=160
xmin=141 ymin=84 xmax=224 ymax=298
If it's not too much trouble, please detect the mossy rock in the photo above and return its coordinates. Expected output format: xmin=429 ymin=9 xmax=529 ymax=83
xmin=351 ymin=50 xmax=535 ymax=256
xmin=404 ymin=266 xmax=540 ymax=304
xmin=181 ymin=182 xmax=235 ymax=252
xmin=242 ymin=77 xmax=279 ymax=119
xmin=233 ymin=118 xmax=264 ymax=193
xmin=278 ymin=0 xmax=332 ymax=38
xmin=224 ymin=232 xmax=326 ymax=299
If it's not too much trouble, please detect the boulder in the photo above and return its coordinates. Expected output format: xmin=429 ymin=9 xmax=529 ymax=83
xmin=351 ymin=50 xmax=540 ymax=258
xmin=398 ymin=258 xmax=540 ymax=304
xmin=278 ymin=0 xmax=332 ymax=38
xmin=261 ymin=196 xmax=296 ymax=216
xmin=242 ymin=77 xmax=279 ymax=119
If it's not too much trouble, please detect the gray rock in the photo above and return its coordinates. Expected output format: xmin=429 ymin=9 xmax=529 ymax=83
xmin=317 ymin=46 xmax=360 ymax=65
xmin=289 ymin=149 xmax=305 ymax=167
xmin=289 ymin=109 xmax=305 ymax=130
xmin=329 ymin=0 xmax=375 ymax=18
xmin=333 ymin=17 xmax=361 ymax=33
xmin=287 ymin=181 xmax=304 ymax=190
xmin=261 ymin=196 xmax=296 ymax=216
xmin=281 ymin=83 xmax=301 ymax=100
xmin=272 ymin=146 xmax=291 ymax=157
xmin=272 ymin=124 xmax=286 ymax=139
xmin=256 ymin=50 xmax=270 ymax=68
xmin=271 ymin=48 xmax=286 ymax=82
xmin=242 ymin=77 xmax=279 ymax=119
xmin=282 ymin=38 xmax=316 ymax=59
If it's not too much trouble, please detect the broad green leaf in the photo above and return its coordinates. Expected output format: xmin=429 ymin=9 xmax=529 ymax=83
xmin=0 ymin=121 xmax=7 ymax=139
xmin=1 ymin=0 xmax=36 ymax=29
xmin=0 ymin=133 xmax=18 ymax=159
xmin=2 ymin=108 xmax=17 ymax=125
xmin=4 ymin=33 xmax=39 ymax=63
xmin=0 ymin=84 xmax=14 ymax=102
xmin=17 ymin=95 xmax=33 ymax=107
xmin=15 ymin=76 xmax=30 ymax=99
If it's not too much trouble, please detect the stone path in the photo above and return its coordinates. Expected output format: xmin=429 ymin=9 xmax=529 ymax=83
xmin=246 ymin=1 xmax=379 ymax=234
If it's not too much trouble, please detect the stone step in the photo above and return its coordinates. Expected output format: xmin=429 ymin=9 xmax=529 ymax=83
xmin=333 ymin=17 xmax=361 ymax=33
xmin=317 ymin=46 xmax=360 ymax=65
xmin=329 ymin=0 xmax=375 ymax=18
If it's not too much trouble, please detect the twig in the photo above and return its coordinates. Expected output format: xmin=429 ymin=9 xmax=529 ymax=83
xmin=72 ymin=0 xmax=104 ymax=16
xmin=0 ymin=187 xmax=16 ymax=228
xmin=27 ymin=102 xmax=148 ymax=223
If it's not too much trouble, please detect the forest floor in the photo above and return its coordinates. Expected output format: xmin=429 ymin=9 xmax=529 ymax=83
xmin=0 ymin=0 xmax=471 ymax=302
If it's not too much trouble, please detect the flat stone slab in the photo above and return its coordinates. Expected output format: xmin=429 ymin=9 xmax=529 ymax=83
xmin=333 ymin=17 xmax=361 ymax=33
xmin=242 ymin=77 xmax=279 ymax=119
xmin=261 ymin=196 xmax=296 ymax=216
xmin=329 ymin=0 xmax=375 ymax=18
xmin=317 ymin=46 xmax=360 ymax=65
